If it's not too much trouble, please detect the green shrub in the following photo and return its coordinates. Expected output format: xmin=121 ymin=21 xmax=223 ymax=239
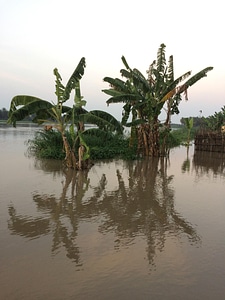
xmin=27 ymin=129 xmax=137 ymax=161
xmin=27 ymin=130 xmax=66 ymax=159
xmin=169 ymin=127 xmax=196 ymax=147
xmin=83 ymin=133 xmax=137 ymax=160
xmin=27 ymin=127 xmax=193 ymax=161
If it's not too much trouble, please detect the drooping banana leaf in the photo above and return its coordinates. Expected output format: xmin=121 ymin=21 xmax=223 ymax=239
xmin=160 ymin=71 xmax=192 ymax=102
xmin=63 ymin=106 xmax=88 ymax=123
xmin=120 ymin=69 xmax=132 ymax=80
xmin=132 ymin=68 xmax=150 ymax=92
xmin=80 ymin=110 xmax=123 ymax=134
xmin=106 ymin=94 xmax=141 ymax=105
xmin=102 ymin=89 xmax=124 ymax=97
xmin=9 ymin=95 xmax=49 ymax=112
xmin=178 ymin=67 xmax=213 ymax=93
xmin=103 ymin=77 xmax=130 ymax=93
xmin=7 ymin=96 xmax=54 ymax=126
xmin=82 ymin=127 xmax=113 ymax=140
xmin=125 ymin=118 xmax=146 ymax=127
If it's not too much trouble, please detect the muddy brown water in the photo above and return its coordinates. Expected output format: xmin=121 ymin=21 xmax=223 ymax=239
xmin=0 ymin=125 xmax=225 ymax=300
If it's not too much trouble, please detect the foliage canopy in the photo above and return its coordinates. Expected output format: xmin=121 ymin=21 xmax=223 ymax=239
xmin=102 ymin=43 xmax=213 ymax=156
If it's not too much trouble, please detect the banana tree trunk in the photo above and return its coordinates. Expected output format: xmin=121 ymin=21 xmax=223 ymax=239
xmin=62 ymin=134 xmax=77 ymax=169
xmin=137 ymin=124 xmax=149 ymax=156
xmin=148 ymin=121 xmax=160 ymax=157
xmin=137 ymin=119 xmax=160 ymax=157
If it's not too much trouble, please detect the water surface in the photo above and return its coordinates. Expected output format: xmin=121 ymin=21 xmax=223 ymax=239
xmin=0 ymin=125 xmax=225 ymax=300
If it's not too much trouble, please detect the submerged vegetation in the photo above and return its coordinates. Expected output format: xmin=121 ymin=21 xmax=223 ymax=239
xmin=7 ymin=58 xmax=123 ymax=169
xmin=7 ymin=44 xmax=214 ymax=167
xmin=27 ymin=125 xmax=193 ymax=161
xmin=27 ymin=129 xmax=136 ymax=161
xmin=103 ymin=43 xmax=213 ymax=157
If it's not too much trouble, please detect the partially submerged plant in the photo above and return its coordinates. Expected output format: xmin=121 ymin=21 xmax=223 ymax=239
xmin=8 ymin=58 xmax=123 ymax=169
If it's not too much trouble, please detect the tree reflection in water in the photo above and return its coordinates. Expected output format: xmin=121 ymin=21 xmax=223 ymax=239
xmin=8 ymin=157 xmax=201 ymax=269
xmin=181 ymin=147 xmax=191 ymax=173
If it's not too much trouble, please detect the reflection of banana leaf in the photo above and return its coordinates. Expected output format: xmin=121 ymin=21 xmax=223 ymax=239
xmin=8 ymin=205 xmax=50 ymax=238
xmin=171 ymin=212 xmax=201 ymax=243
xmin=51 ymin=220 xmax=80 ymax=263
xmin=8 ymin=157 xmax=201 ymax=270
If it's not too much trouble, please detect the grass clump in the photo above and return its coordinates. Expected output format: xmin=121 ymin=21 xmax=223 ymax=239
xmin=27 ymin=130 xmax=66 ymax=159
xmin=27 ymin=126 xmax=194 ymax=162
xmin=86 ymin=133 xmax=137 ymax=160
xmin=27 ymin=129 xmax=137 ymax=161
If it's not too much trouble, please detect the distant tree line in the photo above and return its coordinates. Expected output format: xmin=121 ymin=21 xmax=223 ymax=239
xmin=180 ymin=106 xmax=225 ymax=132
xmin=180 ymin=116 xmax=204 ymax=127
xmin=3 ymin=105 xmax=225 ymax=132
xmin=202 ymin=106 xmax=225 ymax=131
xmin=0 ymin=108 xmax=8 ymax=120
xmin=0 ymin=107 xmax=34 ymax=122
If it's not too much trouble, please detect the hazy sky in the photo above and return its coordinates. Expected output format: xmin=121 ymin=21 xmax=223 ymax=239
xmin=1 ymin=0 xmax=224 ymax=123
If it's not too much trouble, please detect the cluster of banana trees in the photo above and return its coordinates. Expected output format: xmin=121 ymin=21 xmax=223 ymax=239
xmin=7 ymin=58 xmax=123 ymax=169
xmin=103 ymin=44 xmax=213 ymax=157
xmin=8 ymin=45 xmax=214 ymax=165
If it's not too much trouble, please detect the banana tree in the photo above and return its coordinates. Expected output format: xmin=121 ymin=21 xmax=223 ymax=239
xmin=7 ymin=58 xmax=123 ymax=169
xmin=184 ymin=117 xmax=194 ymax=146
xmin=102 ymin=44 xmax=213 ymax=157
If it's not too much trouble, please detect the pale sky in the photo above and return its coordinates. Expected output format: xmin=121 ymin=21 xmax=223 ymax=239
xmin=0 ymin=0 xmax=224 ymax=123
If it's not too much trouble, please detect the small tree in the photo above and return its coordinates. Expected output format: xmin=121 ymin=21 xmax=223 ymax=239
xmin=103 ymin=44 xmax=213 ymax=157
xmin=184 ymin=117 xmax=193 ymax=146
xmin=8 ymin=58 xmax=123 ymax=169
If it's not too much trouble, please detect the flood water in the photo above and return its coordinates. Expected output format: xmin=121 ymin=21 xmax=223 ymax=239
xmin=0 ymin=125 xmax=225 ymax=300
